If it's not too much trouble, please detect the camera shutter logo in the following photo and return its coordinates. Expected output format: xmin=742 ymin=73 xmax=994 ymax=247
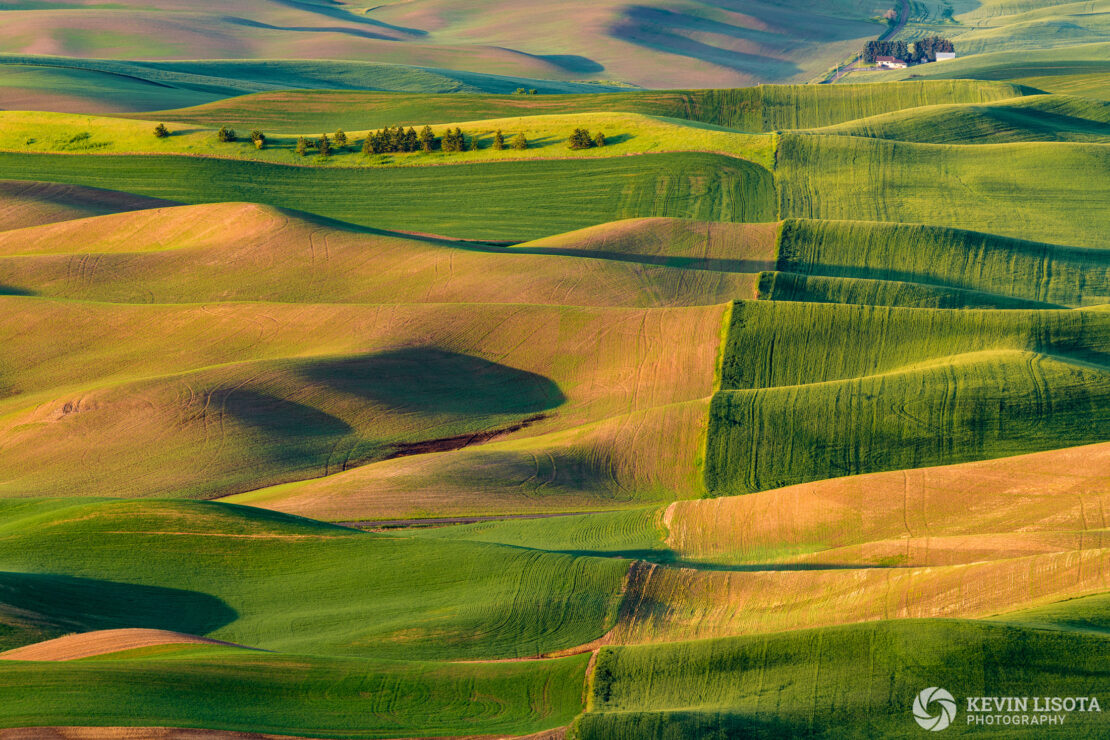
xmin=914 ymin=687 xmax=957 ymax=731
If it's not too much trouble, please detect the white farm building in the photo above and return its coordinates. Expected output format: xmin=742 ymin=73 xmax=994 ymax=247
xmin=875 ymin=56 xmax=908 ymax=69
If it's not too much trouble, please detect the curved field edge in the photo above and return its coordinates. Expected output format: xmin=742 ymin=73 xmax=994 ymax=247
xmin=0 ymin=299 xmax=725 ymax=503
xmin=770 ymin=218 xmax=1110 ymax=309
xmin=0 ymin=152 xmax=775 ymax=241
xmin=0 ymin=204 xmax=767 ymax=308
xmin=0 ymin=110 xmax=775 ymax=171
xmin=0 ymin=629 xmax=257 ymax=662
xmin=775 ymin=134 xmax=1110 ymax=248
xmin=667 ymin=439 xmax=1110 ymax=568
xmin=704 ymin=300 xmax=1110 ymax=495
xmin=576 ymin=619 xmax=1110 ymax=739
xmin=3 ymin=206 xmax=1104 ymax=311
xmin=0 ymin=649 xmax=590 ymax=738
xmin=137 ymin=81 xmax=1035 ymax=134
xmin=803 ymin=95 xmax=1110 ymax=144
xmin=0 ymin=498 xmax=631 ymax=662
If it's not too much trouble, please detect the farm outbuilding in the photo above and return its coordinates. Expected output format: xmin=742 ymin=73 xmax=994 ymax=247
xmin=875 ymin=56 xmax=908 ymax=69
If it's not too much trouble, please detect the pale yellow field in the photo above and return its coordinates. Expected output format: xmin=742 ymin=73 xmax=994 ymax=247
xmin=665 ymin=441 xmax=1110 ymax=567
xmin=0 ymin=298 xmax=727 ymax=502
xmin=0 ymin=629 xmax=252 ymax=662
xmin=0 ymin=179 xmax=169 ymax=232
xmin=608 ymin=549 xmax=1110 ymax=644
xmin=227 ymin=398 xmax=713 ymax=519
xmin=0 ymin=204 xmax=763 ymax=307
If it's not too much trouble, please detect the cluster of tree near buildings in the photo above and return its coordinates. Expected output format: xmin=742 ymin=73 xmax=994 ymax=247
xmin=152 ymin=123 xmax=611 ymax=157
xmin=863 ymin=36 xmax=955 ymax=66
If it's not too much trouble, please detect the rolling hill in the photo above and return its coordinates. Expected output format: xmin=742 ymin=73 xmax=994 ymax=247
xmin=137 ymin=79 xmax=1030 ymax=132
xmin=0 ymin=53 xmax=625 ymax=116
xmin=847 ymin=42 xmax=1110 ymax=99
xmin=1 ymin=42 xmax=1109 ymax=740
xmin=0 ymin=150 xmax=776 ymax=241
xmin=578 ymin=619 xmax=1110 ymax=738
xmin=0 ymin=1 xmax=890 ymax=89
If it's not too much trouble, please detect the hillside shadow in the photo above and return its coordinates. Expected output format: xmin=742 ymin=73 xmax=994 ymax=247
xmin=157 ymin=127 xmax=207 ymax=137
xmin=515 ymin=246 xmax=773 ymax=273
xmin=222 ymin=16 xmax=400 ymax=41
xmin=610 ymin=7 xmax=804 ymax=78
xmin=270 ymin=206 xmax=515 ymax=248
xmin=581 ymin=710 xmax=804 ymax=738
xmin=275 ymin=0 xmax=429 ymax=36
xmin=0 ymin=571 xmax=237 ymax=636
xmin=0 ymin=285 xmax=34 ymax=296
xmin=300 ymin=348 xmax=565 ymax=416
xmin=220 ymin=388 xmax=353 ymax=438
xmin=601 ymin=133 xmax=633 ymax=146
xmin=529 ymin=53 xmax=605 ymax=74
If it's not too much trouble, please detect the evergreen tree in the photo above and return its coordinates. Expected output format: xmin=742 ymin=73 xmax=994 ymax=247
xmin=334 ymin=129 xmax=348 ymax=149
xmin=250 ymin=129 xmax=266 ymax=150
xmin=296 ymin=137 xmax=308 ymax=156
xmin=404 ymin=127 xmax=419 ymax=152
xmin=911 ymin=36 xmax=955 ymax=62
xmin=493 ymin=129 xmax=505 ymax=151
xmin=568 ymin=128 xmax=594 ymax=150
xmin=443 ymin=128 xmax=463 ymax=153
xmin=317 ymin=134 xmax=331 ymax=157
xmin=528 ymin=89 xmax=537 ymax=95
xmin=468 ymin=134 xmax=480 ymax=152
xmin=152 ymin=123 xmax=170 ymax=138
xmin=216 ymin=126 xmax=236 ymax=143
xmin=512 ymin=133 xmax=528 ymax=150
xmin=862 ymin=39 xmax=916 ymax=63
xmin=863 ymin=40 xmax=879 ymax=64
xmin=593 ymin=131 xmax=606 ymax=148
xmin=419 ymin=125 xmax=436 ymax=152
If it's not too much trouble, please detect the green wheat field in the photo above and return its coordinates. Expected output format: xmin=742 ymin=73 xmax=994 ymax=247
xmin=0 ymin=1 xmax=1107 ymax=738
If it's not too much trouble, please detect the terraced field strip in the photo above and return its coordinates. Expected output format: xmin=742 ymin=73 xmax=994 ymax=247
xmin=667 ymin=440 xmax=1110 ymax=567
xmin=606 ymin=551 xmax=1110 ymax=644
xmin=142 ymin=80 xmax=1029 ymax=133
xmin=0 ymin=648 xmax=591 ymax=737
xmin=0 ymin=299 xmax=726 ymax=503
xmin=578 ymin=620 xmax=1110 ymax=738
xmin=0 ymin=110 xmax=775 ymax=170
xmin=0 ymin=499 xmax=629 ymax=661
xmin=0 ymin=152 xmax=774 ymax=240
xmin=0 ymin=203 xmax=764 ymax=307
xmin=706 ymin=301 xmax=1110 ymax=494
xmin=776 ymin=134 xmax=1110 ymax=247
xmin=806 ymin=94 xmax=1110 ymax=144
xmin=772 ymin=218 xmax=1110 ymax=308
